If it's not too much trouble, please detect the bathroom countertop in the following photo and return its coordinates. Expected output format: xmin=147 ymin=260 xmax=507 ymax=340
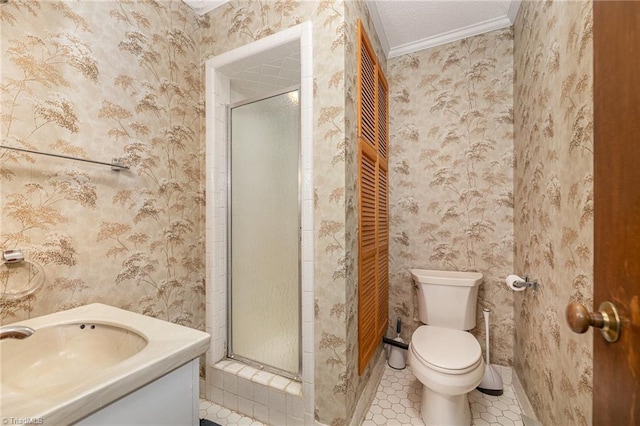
xmin=0 ymin=303 xmax=210 ymax=425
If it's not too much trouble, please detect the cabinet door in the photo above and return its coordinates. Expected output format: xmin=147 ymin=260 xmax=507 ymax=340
xmin=357 ymin=19 xmax=389 ymax=375
xmin=76 ymin=360 xmax=199 ymax=425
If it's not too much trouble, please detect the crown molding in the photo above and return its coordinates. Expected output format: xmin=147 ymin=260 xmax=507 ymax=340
xmin=365 ymin=1 xmax=391 ymax=59
xmin=507 ymin=0 xmax=522 ymax=22
xmin=182 ymin=0 xmax=229 ymax=16
xmin=387 ymin=15 xmax=513 ymax=59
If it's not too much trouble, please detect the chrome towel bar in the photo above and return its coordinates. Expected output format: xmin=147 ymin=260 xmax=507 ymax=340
xmin=1 ymin=145 xmax=129 ymax=171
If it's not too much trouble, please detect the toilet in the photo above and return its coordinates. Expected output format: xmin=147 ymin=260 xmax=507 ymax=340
xmin=407 ymin=269 xmax=485 ymax=426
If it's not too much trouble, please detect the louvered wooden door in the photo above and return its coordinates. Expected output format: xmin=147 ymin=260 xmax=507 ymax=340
xmin=357 ymin=20 xmax=388 ymax=375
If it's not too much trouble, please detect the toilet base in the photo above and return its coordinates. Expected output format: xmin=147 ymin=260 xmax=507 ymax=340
xmin=419 ymin=385 xmax=471 ymax=426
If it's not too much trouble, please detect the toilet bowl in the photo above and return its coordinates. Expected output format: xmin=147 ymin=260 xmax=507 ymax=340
xmin=408 ymin=325 xmax=484 ymax=426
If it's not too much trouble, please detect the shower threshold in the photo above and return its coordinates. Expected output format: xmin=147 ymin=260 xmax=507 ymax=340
xmin=209 ymin=359 xmax=305 ymax=423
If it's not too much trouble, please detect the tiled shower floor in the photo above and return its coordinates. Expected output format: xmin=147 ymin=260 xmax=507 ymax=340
xmin=201 ymin=364 xmax=525 ymax=426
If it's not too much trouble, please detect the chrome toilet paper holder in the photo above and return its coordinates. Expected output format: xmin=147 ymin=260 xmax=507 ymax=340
xmin=2 ymin=249 xmax=24 ymax=263
xmin=512 ymin=275 xmax=538 ymax=290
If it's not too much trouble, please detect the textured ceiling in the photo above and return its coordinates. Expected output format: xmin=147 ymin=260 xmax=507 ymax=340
xmin=216 ymin=41 xmax=300 ymax=101
xmin=367 ymin=0 xmax=521 ymax=58
xmin=183 ymin=0 xmax=521 ymax=59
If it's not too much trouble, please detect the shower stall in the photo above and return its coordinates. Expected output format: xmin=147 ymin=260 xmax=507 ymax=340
xmin=227 ymin=89 xmax=301 ymax=377
xmin=205 ymin=22 xmax=314 ymax=422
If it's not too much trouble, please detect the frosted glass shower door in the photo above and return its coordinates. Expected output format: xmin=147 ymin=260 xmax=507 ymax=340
xmin=229 ymin=89 xmax=300 ymax=376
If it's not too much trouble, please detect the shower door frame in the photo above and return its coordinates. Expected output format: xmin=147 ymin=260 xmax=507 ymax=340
xmin=204 ymin=22 xmax=315 ymax=419
xmin=226 ymin=87 xmax=302 ymax=380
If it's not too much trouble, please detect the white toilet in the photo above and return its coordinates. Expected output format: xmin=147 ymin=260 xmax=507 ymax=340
xmin=407 ymin=269 xmax=485 ymax=426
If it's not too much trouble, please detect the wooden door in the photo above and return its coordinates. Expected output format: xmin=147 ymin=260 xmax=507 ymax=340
xmin=592 ymin=1 xmax=640 ymax=424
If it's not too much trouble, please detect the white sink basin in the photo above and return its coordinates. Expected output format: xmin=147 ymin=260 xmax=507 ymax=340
xmin=0 ymin=303 xmax=209 ymax=424
xmin=2 ymin=323 xmax=147 ymax=393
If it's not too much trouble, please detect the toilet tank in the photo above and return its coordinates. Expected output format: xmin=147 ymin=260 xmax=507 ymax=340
xmin=411 ymin=269 xmax=483 ymax=330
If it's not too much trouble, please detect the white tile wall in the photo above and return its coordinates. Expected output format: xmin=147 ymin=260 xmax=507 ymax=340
xmin=229 ymin=53 xmax=302 ymax=99
xmin=205 ymin=22 xmax=314 ymax=424
xmin=269 ymin=388 xmax=286 ymax=412
xmin=253 ymin=403 xmax=269 ymax=424
xmin=254 ymin=383 xmax=269 ymax=406
xmin=209 ymin=360 xmax=305 ymax=426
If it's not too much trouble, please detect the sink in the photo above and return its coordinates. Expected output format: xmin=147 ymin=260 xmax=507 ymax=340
xmin=1 ymin=323 xmax=147 ymax=393
xmin=0 ymin=303 xmax=210 ymax=424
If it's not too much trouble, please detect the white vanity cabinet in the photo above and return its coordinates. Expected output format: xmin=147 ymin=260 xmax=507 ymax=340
xmin=75 ymin=359 xmax=199 ymax=426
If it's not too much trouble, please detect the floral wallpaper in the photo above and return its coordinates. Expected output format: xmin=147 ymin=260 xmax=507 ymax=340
xmin=387 ymin=28 xmax=515 ymax=366
xmin=0 ymin=1 xmax=205 ymax=331
xmin=6 ymin=2 xmax=593 ymax=426
xmin=197 ymin=1 xmax=382 ymax=424
xmin=513 ymin=1 xmax=593 ymax=425
xmin=0 ymin=1 xmax=389 ymax=424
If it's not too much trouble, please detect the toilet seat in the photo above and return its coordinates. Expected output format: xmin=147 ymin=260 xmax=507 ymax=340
xmin=410 ymin=325 xmax=482 ymax=374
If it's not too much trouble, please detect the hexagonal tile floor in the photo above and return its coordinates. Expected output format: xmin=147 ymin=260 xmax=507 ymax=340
xmin=363 ymin=365 xmax=524 ymax=426
xmin=201 ymin=364 xmax=524 ymax=426
xmin=200 ymin=399 xmax=265 ymax=426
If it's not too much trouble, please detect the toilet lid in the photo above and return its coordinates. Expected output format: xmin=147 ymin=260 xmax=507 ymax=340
xmin=411 ymin=326 xmax=481 ymax=371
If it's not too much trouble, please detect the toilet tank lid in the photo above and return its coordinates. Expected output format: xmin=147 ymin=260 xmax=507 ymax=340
xmin=410 ymin=269 xmax=483 ymax=287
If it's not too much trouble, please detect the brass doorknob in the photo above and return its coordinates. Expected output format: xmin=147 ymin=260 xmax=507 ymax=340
xmin=566 ymin=301 xmax=621 ymax=343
